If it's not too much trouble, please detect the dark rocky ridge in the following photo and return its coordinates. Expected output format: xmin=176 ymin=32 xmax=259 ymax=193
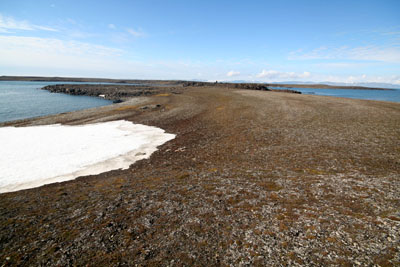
xmin=41 ymin=84 xmax=185 ymax=102
xmin=183 ymin=81 xmax=300 ymax=93
xmin=42 ymin=82 xmax=301 ymax=102
xmin=183 ymin=81 xmax=270 ymax=90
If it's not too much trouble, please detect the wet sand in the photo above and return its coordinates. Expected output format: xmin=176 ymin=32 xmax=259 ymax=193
xmin=1 ymin=85 xmax=399 ymax=265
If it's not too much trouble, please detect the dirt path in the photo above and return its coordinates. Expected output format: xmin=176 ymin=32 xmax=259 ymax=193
xmin=1 ymin=87 xmax=400 ymax=266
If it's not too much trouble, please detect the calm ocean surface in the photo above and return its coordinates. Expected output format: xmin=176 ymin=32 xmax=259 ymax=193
xmin=271 ymin=86 xmax=400 ymax=103
xmin=0 ymin=81 xmax=112 ymax=123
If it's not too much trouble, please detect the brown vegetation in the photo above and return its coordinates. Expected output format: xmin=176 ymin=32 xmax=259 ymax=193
xmin=0 ymin=85 xmax=399 ymax=266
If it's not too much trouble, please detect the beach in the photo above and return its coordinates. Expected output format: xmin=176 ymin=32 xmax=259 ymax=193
xmin=1 ymin=84 xmax=399 ymax=265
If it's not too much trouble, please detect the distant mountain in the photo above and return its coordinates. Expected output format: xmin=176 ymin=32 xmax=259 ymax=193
xmin=324 ymin=82 xmax=400 ymax=90
xmin=225 ymin=80 xmax=399 ymax=90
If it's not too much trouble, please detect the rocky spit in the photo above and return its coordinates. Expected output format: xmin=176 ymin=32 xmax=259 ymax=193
xmin=41 ymin=82 xmax=301 ymax=103
xmin=0 ymin=83 xmax=399 ymax=266
xmin=41 ymin=84 xmax=184 ymax=102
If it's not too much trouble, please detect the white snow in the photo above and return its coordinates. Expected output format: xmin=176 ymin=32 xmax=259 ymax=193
xmin=0 ymin=120 xmax=175 ymax=193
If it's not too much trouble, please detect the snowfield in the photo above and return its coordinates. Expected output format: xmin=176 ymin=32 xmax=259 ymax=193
xmin=0 ymin=120 xmax=175 ymax=193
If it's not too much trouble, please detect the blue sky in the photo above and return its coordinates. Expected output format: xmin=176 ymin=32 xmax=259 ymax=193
xmin=0 ymin=0 xmax=399 ymax=84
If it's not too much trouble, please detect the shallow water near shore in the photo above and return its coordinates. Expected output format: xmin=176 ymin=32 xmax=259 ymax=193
xmin=0 ymin=81 xmax=113 ymax=123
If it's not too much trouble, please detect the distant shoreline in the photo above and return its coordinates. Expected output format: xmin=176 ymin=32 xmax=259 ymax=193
xmin=267 ymin=83 xmax=394 ymax=91
xmin=0 ymin=75 xmax=394 ymax=91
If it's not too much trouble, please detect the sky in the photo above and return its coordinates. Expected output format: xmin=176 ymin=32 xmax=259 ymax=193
xmin=0 ymin=0 xmax=399 ymax=84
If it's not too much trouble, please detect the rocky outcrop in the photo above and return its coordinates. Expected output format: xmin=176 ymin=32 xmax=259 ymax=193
xmin=270 ymin=89 xmax=302 ymax=94
xmin=42 ymin=82 xmax=300 ymax=103
xmin=42 ymin=84 xmax=176 ymax=101
xmin=182 ymin=81 xmax=302 ymax=93
xmin=182 ymin=81 xmax=270 ymax=91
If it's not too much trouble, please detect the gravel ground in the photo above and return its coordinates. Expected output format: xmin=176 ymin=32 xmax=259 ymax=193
xmin=1 ymin=86 xmax=399 ymax=266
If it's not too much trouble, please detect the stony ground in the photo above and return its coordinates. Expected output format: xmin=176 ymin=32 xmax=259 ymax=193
xmin=1 ymin=86 xmax=400 ymax=266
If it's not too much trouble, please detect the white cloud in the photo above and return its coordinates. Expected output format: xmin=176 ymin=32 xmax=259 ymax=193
xmin=0 ymin=14 xmax=57 ymax=32
xmin=350 ymin=46 xmax=400 ymax=63
xmin=289 ymin=45 xmax=400 ymax=63
xmin=0 ymin=35 xmax=124 ymax=74
xmin=342 ymin=74 xmax=400 ymax=85
xmin=256 ymin=70 xmax=310 ymax=80
xmin=291 ymin=73 xmax=400 ymax=86
xmin=314 ymin=62 xmax=374 ymax=69
xmin=1 ymin=34 xmax=398 ymax=84
xmin=0 ymin=35 xmax=198 ymax=79
xmin=227 ymin=70 xmax=240 ymax=77
xmin=127 ymin=28 xmax=146 ymax=37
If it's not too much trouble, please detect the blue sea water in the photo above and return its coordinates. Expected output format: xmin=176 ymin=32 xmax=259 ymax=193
xmin=0 ymin=81 xmax=113 ymax=123
xmin=271 ymin=86 xmax=400 ymax=103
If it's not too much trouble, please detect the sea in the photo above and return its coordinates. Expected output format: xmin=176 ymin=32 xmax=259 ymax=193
xmin=0 ymin=81 xmax=113 ymax=123
xmin=270 ymin=86 xmax=400 ymax=103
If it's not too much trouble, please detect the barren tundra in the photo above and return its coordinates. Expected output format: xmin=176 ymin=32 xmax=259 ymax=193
xmin=1 ymin=84 xmax=400 ymax=266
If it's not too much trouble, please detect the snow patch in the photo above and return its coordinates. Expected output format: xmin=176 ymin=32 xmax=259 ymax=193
xmin=0 ymin=120 xmax=175 ymax=193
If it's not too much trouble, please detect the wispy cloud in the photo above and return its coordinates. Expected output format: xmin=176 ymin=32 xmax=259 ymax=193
xmin=227 ymin=70 xmax=240 ymax=77
xmin=313 ymin=62 xmax=375 ymax=69
xmin=349 ymin=46 xmax=400 ymax=63
xmin=381 ymin=31 xmax=400 ymax=36
xmin=256 ymin=70 xmax=310 ymax=80
xmin=0 ymin=28 xmax=10 ymax=33
xmin=252 ymin=69 xmax=400 ymax=85
xmin=375 ymin=26 xmax=400 ymax=41
xmin=0 ymin=14 xmax=58 ymax=32
xmin=0 ymin=35 xmax=182 ymax=79
xmin=289 ymin=45 xmax=400 ymax=63
xmin=108 ymin=24 xmax=116 ymax=29
xmin=127 ymin=28 xmax=146 ymax=37
xmin=0 ymin=35 xmax=123 ymax=70
xmin=321 ymin=74 xmax=400 ymax=85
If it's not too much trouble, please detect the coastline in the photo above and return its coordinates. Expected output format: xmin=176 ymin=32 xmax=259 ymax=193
xmin=0 ymin=75 xmax=394 ymax=90
xmin=1 ymin=84 xmax=400 ymax=265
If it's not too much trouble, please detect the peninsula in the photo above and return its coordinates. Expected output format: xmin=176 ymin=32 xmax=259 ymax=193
xmin=0 ymin=80 xmax=399 ymax=266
